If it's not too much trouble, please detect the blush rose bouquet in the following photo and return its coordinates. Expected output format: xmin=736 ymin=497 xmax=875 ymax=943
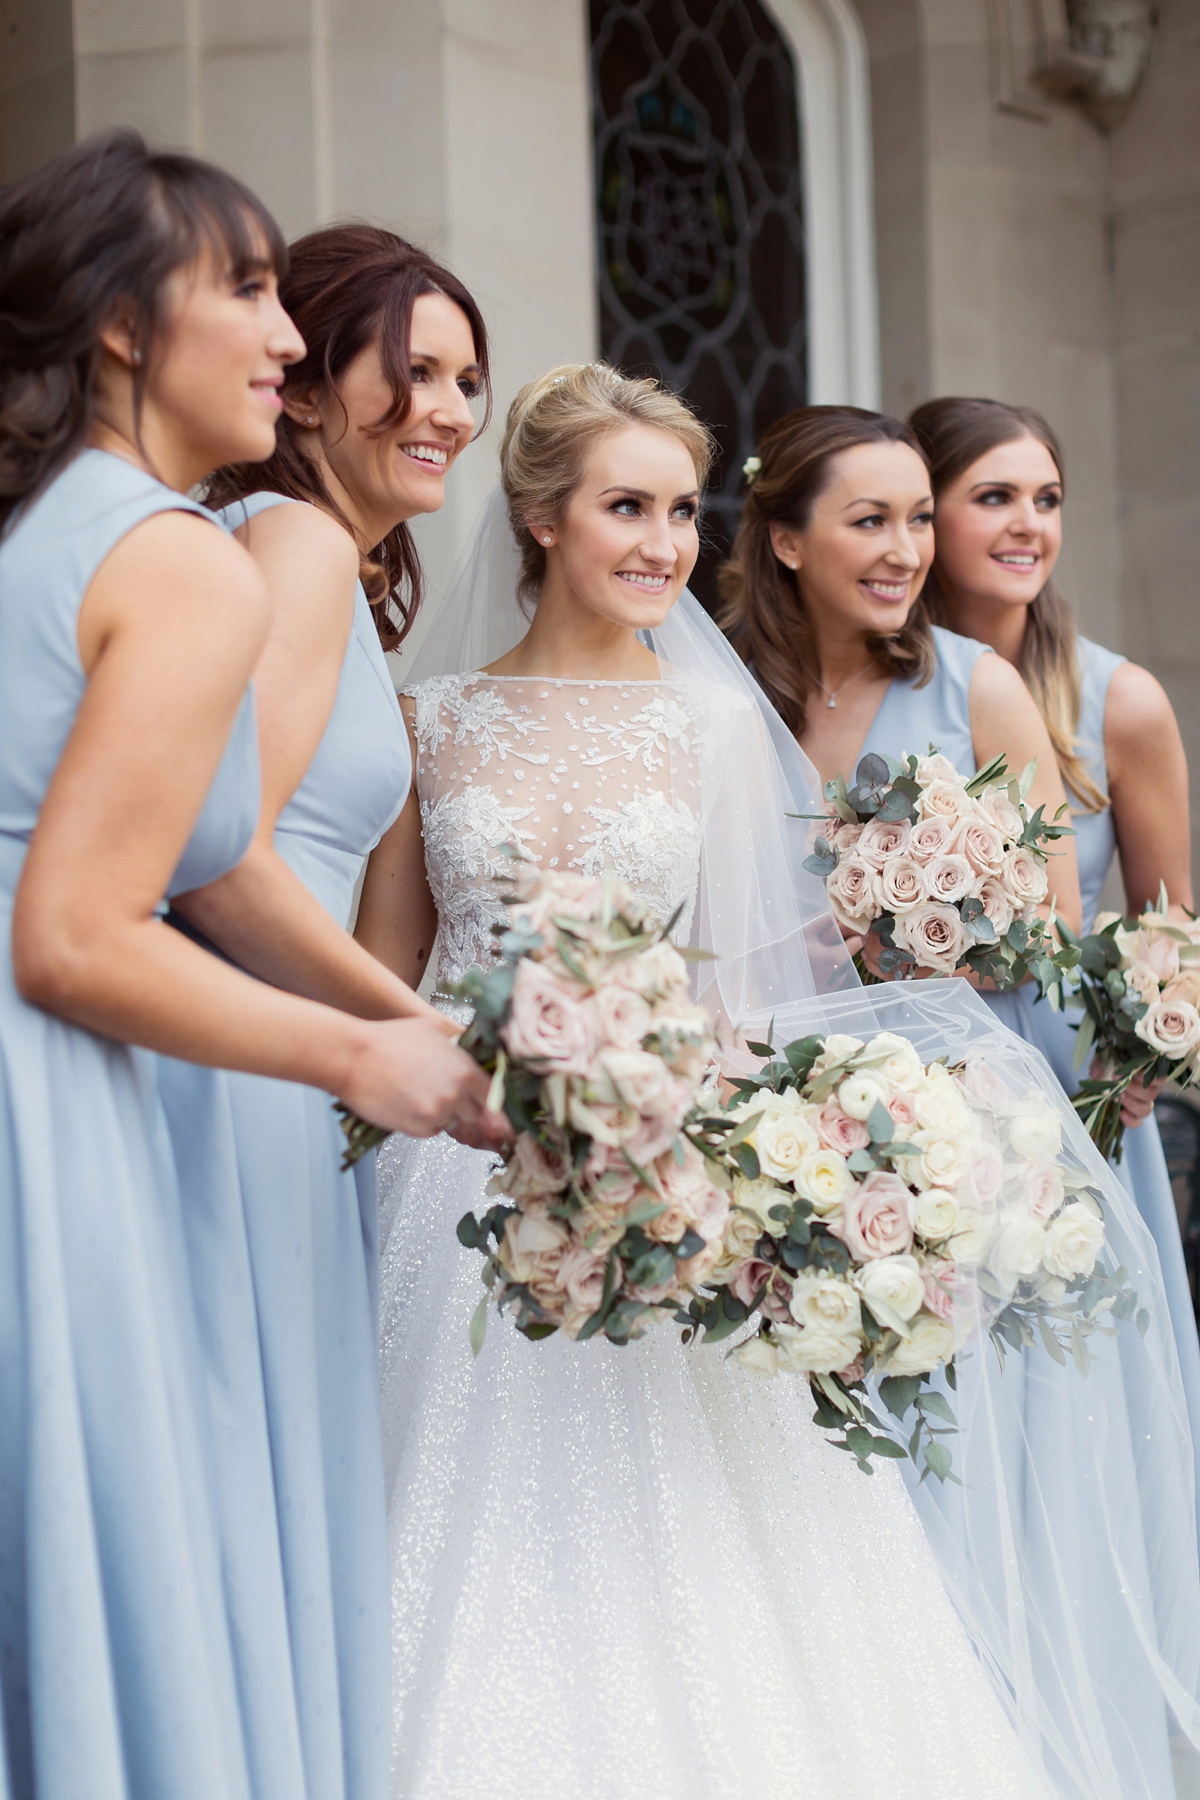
xmin=453 ymin=866 xmax=725 ymax=1350
xmin=800 ymin=749 xmax=1072 ymax=989
xmin=682 ymin=1029 xmax=1143 ymax=1479
xmin=1040 ymin=886 xmax=1200 ymax=1162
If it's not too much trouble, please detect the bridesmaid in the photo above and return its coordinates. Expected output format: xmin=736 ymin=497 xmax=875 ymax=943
xmin=0 ymin=131 xmax=489 ymax=1800
xmin=158 ymin=225 xmax=501 ymax=1800
xmin=908 ymin=393 xmax=1200 ymax=1499
xmin=717 ymin=404 xmax=1083 ymax=948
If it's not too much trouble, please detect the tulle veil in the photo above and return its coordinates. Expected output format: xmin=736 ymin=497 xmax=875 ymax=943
xmin=405 ymin=483 xmax=1200 ymax=1798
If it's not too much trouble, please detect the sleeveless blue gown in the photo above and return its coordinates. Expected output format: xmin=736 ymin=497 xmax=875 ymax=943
xmin=157 ymin=492 xmax=411 ymax=1800
xmin=859 ymin=624 xmax=1200 ymax=1515
xmin=0 ymin=450 xmax=263 ymax=1800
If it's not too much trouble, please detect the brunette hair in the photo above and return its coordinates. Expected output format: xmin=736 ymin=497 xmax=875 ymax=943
xmin=500 ymin=362 xmax=715 ymax=605
xmin=206 ymin=224 xmax=490 ymax=652
xmin=909 ymin=396 xmax=1104 ymax=811
xmin=717 ymin=405 xmax=935 ymax=735
xmin=0 ymin=128 xmax=286 ymax=535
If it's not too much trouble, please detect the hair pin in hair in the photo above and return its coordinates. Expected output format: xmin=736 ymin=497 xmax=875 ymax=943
xmin=742 ymin=455 xmax=762 ymax=485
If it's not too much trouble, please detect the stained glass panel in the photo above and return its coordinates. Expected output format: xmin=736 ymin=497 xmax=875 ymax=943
xmin=590 ymin=0 xmax=807 ymax=608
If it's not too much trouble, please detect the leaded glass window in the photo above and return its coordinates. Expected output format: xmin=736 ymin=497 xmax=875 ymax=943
xmin=590 ymin=0 xmax=807 ymax=608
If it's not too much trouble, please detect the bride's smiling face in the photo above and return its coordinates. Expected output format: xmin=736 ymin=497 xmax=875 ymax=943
xmin=537 ymin=423 xmax=701 ymax=629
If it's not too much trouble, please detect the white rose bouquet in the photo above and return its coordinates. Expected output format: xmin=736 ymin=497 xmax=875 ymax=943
xmin=801 ymin=749 xmax=1072 ymax=989
xmin=454 ymin=867 xmax=725 ymax=1349
xmin=1041 ymin=885 xmax=1200 ymax=1162
xmin=683 ymin=1030 xmax=1143 ymax=1479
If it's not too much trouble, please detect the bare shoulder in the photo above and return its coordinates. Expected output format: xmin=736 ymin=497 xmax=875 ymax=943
xmin=1105 ymin=659 xmax=1177 ymax=751
xmin=968 ymin=648 xmax=1033 ymax=709
xmin=239 ymin=498 xmax=359 ymax=582
xmin=96 ymin=508 xmax=266 ymax=613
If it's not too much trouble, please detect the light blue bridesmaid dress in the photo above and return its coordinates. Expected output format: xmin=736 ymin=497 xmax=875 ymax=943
xmin=859 ymin=624 xmax=1200 ymax=1505
xmin=0 ymin=449 xmax=263 ymax=1800
xmin=157 ymin=492 xmax=411 ymax=1800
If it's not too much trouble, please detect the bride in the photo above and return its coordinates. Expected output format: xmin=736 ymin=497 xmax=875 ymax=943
xmin=355 ymin=364 xmax=1200 ymax=1799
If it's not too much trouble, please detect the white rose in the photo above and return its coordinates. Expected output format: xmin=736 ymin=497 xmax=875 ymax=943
xmin=855 ymin=1253 xmax=925 ymax=1321
xmin=949 ymin=1206 xmax=996 ymax=1266
xmin=754 ymin=1109 xmax=821 ymax=1181
xmin=809 ymin=1034 xmax=865 ymax=1076
xmin=592 ymin=1048 xmax=682 ymax=1118
xmin=917 ymin=778 xmax=974 ymax=825
xmin=910 ymin=1129 xmax=971 ymax=1191
xmin=909 ymin=1186 xmax=959 ymax=1242
xmin=859 ymin=1032 xmax=925 ymax=1088
xmin=708 ymin=1204 xmax=764 ymax=1281
xmin=989 ymin=1210 xmax=1048 ymax=1283
xmin=793 ymin=1148 xmax=856 ymax=1214
xmin=1134 ymin=999 xmax=1200 ymax=1060
xmin=789 ymin=1269 xmax=862 ymax=1334
xmin=730 ymin=1174 xmax=788 ymax=1235
xmin=772 ymin=1321 xmax=864 ymax=1376
xmin=837 ymin=1072 xmax=891 ymax=1121
xmin=977 ymin=784 xmax=1024 ymax=842
xmin=881 ymin=1312 xmax=957 ymax=1376
xmin=913 ymin=1083 xmax=970 ymax=1135
xmin=1123 ymin=960 xmax=1163 ymax=1007
xmin=1001 ymin=845 xmax=1048 ymax=907
xmin=1042 ymin=1202 xmax=1106 ymax=1280
xmin=1005 ymin=1096 xmax=1062 ymax=1163
xmin=915 ymin=752 xmax=962 ymax=785
xmin=732 ymin=1335 xmax=780 ymax=1377
xmin=894 ymin=901 xmax=970 ymax=975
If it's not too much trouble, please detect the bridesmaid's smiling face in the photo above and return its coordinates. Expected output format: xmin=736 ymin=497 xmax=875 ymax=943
xmin=928 ymin=433 xmax=1064 ymax=612
xmin=769 ymin=441 xmax=935 ymax=641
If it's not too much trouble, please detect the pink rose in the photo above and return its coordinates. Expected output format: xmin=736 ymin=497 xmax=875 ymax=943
xmin=557 ymin=1244 xmax=609 ymax=1314
xmin=815 ymin=1099 xmax=871 ymax=1153
xmin=952 ymin=815 xmax=1006 ymax=878
xmin=761 ymin=1270 xmax=796 ymax=1323
xmin=894 ymin=901 xmax=970 ymax=974
xmin=1135 ymin=929 xmax=1182 ymax=984
xmin=836 ymin=1355 xmax=866 ymax=1385
xmin=829 ymin=1170 xmax=915 ymax=1260
xmin=917 ymin=778 xmax=972 ymax=824
xmin=965 ymin=1141 xmax=1004 ymax=1209
xmin=957 ymin=1057 xmax=1013 ymax=1114
xmin=887 ymin=1091 xmax=919 ymax=1130
xmin=977 ymin=786 xmax=1024 ymax=840
xmin=922 ymin=1260 xmax=959 ymax=1322
xmin=591 ymin=982 xmax=653 ymax=1050
xmin=826 ymin=816 xmax=863 ymax=851
xmin=909 ymin=816 xmax=954 ymax=863
xmin=876 ymin=854 xmax=928 ymax=914
xmin=628 ymin=1107 xmax=689 ymax=1165
xmin=505 ymin=962 xmax=595 ymax=1073
xmin=500 ymin=1133 xmax=571 ymax=1203
xmin=1025 ymin=1163 xmax=1066 ymax=1220
xmin=978 ymin=878 xmax=1015 ymax=938
xmin=825 ymin=855 xmax=879 ymax=933
xmin=1001 ymin=846 xmax=1048 ymax=908
xmin=857 ymin=816 xmax=912 ymax=870
xmin=731 ymin=1257 xmax=775 ymax=1308
xmin=925 ymin=853 xmax=975 ymax=905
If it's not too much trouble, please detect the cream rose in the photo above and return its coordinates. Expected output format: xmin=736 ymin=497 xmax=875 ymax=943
xmin=1123 ymin=960 xmax=1164 ymax=1007
xmin=498 ymin=1211 xmax=571 ymax=1287
xmin=1001 ymin=845 xmax=1048 ymax=908
xmin=917 ymin=778 xmax=973 ymax=825
xmin=505 ymin=961 xmax=596 ymax=1073
xmin=1164 ymin=968 xmax=1200 ymax=1011
xmin=909 ymin=815 xmax=954 ymax=863
xmin=556 ymin=1244 xmax=609 ymax=1316
xmin=754 ymin=1109 xmax=821 ymax=1181
xmin=856 ymin=1252 xmax=925 ymax=1321
xmin=910 ymin=1129 xmax=971 ymax=1191
xmin=612 ymin=939 xmax=689 ymax=999
xmin=857 ymin=816 xmax=913 ymax=870
xmin=772 ymin=1320 xmax=864 ymax=1376
xmin=788 ymin=1269 xmax=862 ymax=1334
xmin=829 ymin=1170 xmax=914 ymax=1260
xmin=1135 ymin=998 xmax=1200 ymax=1060
xmin=978 ymin=877 xmax=1015 ymax=938
xmin=952 ymin=815 xmax=1007 ymax=878
xmin=592 ymin=1048 xmax=683 ymax=1117
xmin=809 ymin=1034 xmax=865 ymax=1076
xmin=908 ymin=1185 xmax=959 ymax=1242
xmin=861 ymin=1031 xmax=926 ymax=1088
xmin=915 ymin=752 xmax=961 ymax=784
xmin=826 ymin=856 xmax=879 ymax=934
xmin=881 ymin=1312 xmax=956 ymax=1376
xmin=1130 ymin=924 xmax=1181 ymax=983
xmin=876 ymin=855 xmax=928 ymax=915
xmin=949 ymin=1205 xmax=995 ymax=1266
xmin=794 ymin=1148 xmax=856 ymax=1214
xmin=894 ymin=901 xmax=970 ymax=974
xmin=591 ymin=982 xmax=653 ymax=1050
xmin=1042 ymin=1201 xmax=1106 ymax=1280
xmin=925 ymin=852 xmax=976 ymax=906
xmin=499 ymin=1133 xmax=571 ymax=1203
xmin=730 ymin=1174 xmax=788 ymax=1235
xmin=709 ymin=1206 xmax=764 ymax=1282
xmin=977 ymin=784 xmax=1024 ymax=841
xmin=732 ymin=1334 xmax=781 ymax=1376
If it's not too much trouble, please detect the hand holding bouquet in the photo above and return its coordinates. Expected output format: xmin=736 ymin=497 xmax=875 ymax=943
xmin=1042 ymin=888 xmax=1200 ymax=1161
xmin=455 ymin=867 xmax=727 ymax=1348
xmin=802 ymin=749 xmax=1072 ymax=989
xmin=684 ymin=1030 xmax=1142 ymax=1479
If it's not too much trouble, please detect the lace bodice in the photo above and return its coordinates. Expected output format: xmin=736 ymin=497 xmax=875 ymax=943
xmin=406 ymin=673 xmax=712 ymax=995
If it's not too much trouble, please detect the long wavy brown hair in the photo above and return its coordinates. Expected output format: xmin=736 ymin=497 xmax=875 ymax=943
xmin=0 ymin=128 xmax=286 ymax=535
xmin=909 ymin=396 xmax=1105 ymax=811
xmin=717 ymin=406 xmax=935 ymax=736
xmin=205 ymin=224 xmax=491 ymax=651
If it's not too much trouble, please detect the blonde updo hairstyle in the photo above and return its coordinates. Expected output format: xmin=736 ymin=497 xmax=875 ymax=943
xmin=500 ymin=362 xmax=716 ymax=607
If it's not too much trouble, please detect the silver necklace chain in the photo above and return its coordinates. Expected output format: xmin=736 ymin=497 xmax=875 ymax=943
xmin=810 ymin=660 xmax=876 ymax=710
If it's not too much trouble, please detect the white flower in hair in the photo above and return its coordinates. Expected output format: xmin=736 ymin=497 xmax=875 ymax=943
xmin=742 ymin=455 xmax=762 ymax=484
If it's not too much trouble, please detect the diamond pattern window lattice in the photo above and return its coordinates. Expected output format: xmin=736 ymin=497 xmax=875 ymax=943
xmin=590 ymin=0 xmax=807 ymax=609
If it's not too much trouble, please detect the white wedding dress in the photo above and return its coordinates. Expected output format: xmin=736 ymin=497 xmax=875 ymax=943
xmin=376 ymin=670 xmax=1049 ymax=1800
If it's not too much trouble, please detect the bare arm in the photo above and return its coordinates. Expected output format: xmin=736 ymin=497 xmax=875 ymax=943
xmin=1105 ymin=660 xmax=1192 ymax=916
xmin=14 ymin=513 xmax=489 ymax=1137
xmin=355 ymin=698 xmax=440 ymax=989
xmin=172 ymin=502 xmax=438 ymax=1022
xmin=968 ymin=649 xmax=1082 ymax=937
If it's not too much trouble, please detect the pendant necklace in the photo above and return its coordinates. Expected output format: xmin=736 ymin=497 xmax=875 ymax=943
xmin=812 ymin=661 xmax=875 ymax=710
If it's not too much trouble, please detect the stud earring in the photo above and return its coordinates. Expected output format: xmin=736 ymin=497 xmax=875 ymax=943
xmin=542 ymin=536 xmax=552 ymax=545
xmin=131 ymin=349 xmax=142 ymax=366
xmin=306 ymin=415 xmax=317 ymax=426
